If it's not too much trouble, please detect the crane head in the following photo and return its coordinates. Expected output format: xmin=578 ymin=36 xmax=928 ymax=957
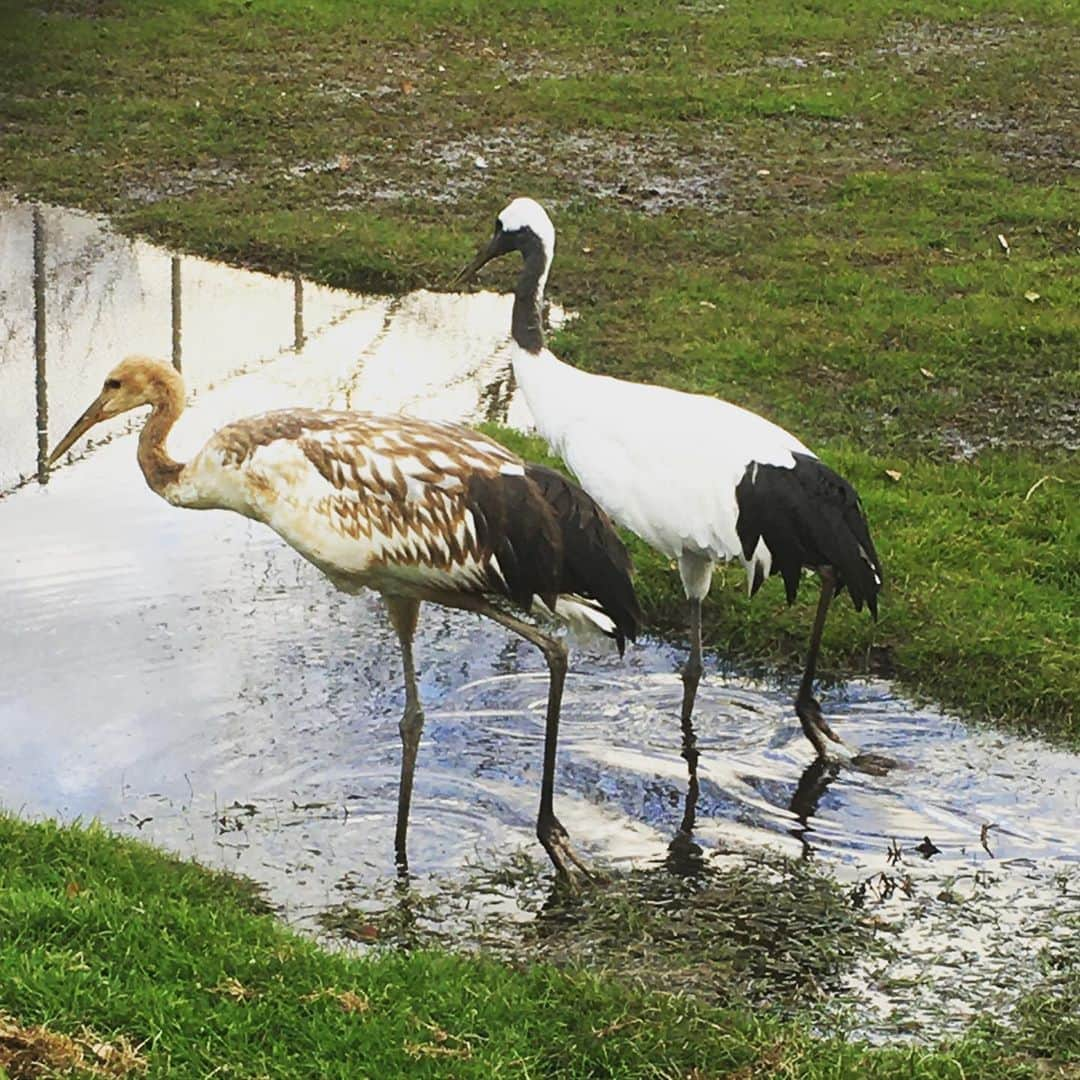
xmin=48 ymin=356 xmax=183 ymax=467
xmin=454 ymin=197 xmax=556 ymax=283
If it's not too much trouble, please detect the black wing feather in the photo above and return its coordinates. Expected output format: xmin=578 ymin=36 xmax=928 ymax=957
xmin=735 ymin=453 xmax=882 ymax=617
xmin=466 ymin=471 xmax=561 ymax=610
xmin=465 ymin=464 xmax=643 ymax=651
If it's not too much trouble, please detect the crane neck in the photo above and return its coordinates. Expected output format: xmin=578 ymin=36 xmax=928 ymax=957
xmin=137 ymin=386 xmax=186 ymax=498
xmin=511 ymin=233 xmax=551 ymax=355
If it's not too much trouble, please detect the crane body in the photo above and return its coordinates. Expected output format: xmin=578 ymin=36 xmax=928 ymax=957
xmin=48 ymin=356 xmax=641 ymax=878
xmin=459 ymin=198 xmax=882 ymax=799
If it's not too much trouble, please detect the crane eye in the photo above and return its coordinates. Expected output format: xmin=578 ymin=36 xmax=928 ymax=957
xmin=104 ymin=378 xmax=121 ymax=390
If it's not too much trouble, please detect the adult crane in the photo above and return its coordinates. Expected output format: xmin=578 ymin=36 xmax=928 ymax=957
xmin=458 ymin=198 xmax=882 ymax=789
xmin=47 ymin=356 xmax=641 ymax=879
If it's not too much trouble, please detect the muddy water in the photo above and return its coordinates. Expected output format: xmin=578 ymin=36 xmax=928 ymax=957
xmin=1 ymin=199 xmax=1077 ymax=1043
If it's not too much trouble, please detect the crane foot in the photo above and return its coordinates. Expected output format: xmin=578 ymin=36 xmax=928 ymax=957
xmin=795 ymin=693 xmax=845 ymax=759
xmin=538 ymin=812 xmax=592 ymax=889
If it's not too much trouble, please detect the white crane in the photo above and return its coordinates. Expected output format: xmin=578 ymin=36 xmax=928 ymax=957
xmin=458 ymin=198 xmax=882 ymax=791
xmin=47 ymin=356 xmax=641 ymax=879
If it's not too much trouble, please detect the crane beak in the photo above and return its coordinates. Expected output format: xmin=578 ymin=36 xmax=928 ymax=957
xmin=452 ymin=237 xmax=501 ymax=286
xmin=47 ymin=393 xmax=109 ymax=467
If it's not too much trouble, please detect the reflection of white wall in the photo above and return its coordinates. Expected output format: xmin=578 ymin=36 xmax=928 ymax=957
xmin=178 ymin=263 xmax=377 ymax=393
xmin=42 ymin=208 xmax=173 ymax=443
xmin=1 ymin=200 xmax=543 ymax=496
xmin=336 ymin=289 xmax=514 ymax=422
xmin=0 ymin=200 xmax=35 ymax=489
xmin=179 ymin=259 xmax=293 ymax=390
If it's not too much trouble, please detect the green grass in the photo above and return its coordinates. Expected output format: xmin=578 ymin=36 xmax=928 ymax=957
xmin=1 ymin=814 xmax=1076 ymax=1078
xmin=2 ymin=0 xmax=1075 ymax=742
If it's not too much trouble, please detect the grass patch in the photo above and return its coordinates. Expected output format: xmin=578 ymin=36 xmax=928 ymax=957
xmin=2 ymin=0 xmax=1076 ymax=743
xmin=2 ymin=813 xmax=1078 ymax=1078
xmin=320 ymin=848 xmax=878 ymax=1011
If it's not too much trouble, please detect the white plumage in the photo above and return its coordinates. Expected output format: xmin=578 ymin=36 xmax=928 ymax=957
xmin=461 ymin=197 xmax=883 ymax=780
xmin=513 ymin=350 xmax=814 ymax=585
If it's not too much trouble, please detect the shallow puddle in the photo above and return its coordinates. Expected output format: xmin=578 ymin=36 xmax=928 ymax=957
xmin=1 ymin=198 xmax=1077 ymax=1043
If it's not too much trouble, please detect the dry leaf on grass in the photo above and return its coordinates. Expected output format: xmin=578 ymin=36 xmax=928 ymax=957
xmin=301 ymin=988 xmax=370 ymax=1014
xmin=404 ymin=1021 xmax=473 ymax=1060
xmin=0 ymin=1011 xmax=147 ymax=1078
xmin=209 ymin=976 xmax=256 ymax=1002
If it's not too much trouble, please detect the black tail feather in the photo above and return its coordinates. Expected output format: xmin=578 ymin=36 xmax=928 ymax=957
xmin=735 ymin=453 xmax=882 ymax=616
xmin=525 ymin=464 xmax=643 ymax=653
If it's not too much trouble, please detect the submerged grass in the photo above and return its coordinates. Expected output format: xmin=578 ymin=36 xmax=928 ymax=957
xmin=320 ymin=847 xmax=880 ymax=1012
xmin=1 ymin=0 xmax=1076 ymax=742
xmin=2 ymin=814 xmax=1078 ymax=1078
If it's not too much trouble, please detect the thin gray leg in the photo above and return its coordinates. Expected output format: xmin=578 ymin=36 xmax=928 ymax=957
xmin=477 ymin=603 xmax=588 ymax=883
xmin=674 ymin=553 xmax=712 ymax=832
xmin=677 ymin=596 xmax=703 ymax=835
xmin=794 ymin=568 xmax=845 ymax=758
xmin=385 ymin=596 xmax=423 ymax=872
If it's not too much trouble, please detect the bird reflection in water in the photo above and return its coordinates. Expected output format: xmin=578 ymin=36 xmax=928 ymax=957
xmin=665 ymin=727 xmax=900 ymax=867
xmin=789 ymin=757 xmax=842 ymax=859
xmin=789 ymin=750 xmax=898 ymax=858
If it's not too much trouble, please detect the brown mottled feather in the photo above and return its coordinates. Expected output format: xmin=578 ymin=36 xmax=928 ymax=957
xmin=205 ymin=409 xmax=639 ymax=643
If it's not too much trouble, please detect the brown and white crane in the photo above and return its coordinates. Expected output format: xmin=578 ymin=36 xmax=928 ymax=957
xmin=47 ymin=356 xmax=641 ymax=879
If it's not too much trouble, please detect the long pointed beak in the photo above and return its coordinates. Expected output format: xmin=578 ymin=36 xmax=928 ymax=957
xmin=452 ymin=238 xmax=499 ymax=286
xmin=47 ymin=393 xmax=109 ymax=467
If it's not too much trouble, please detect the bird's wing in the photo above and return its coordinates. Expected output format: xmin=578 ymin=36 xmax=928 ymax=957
xmin=546 ymin=379 xmax=812 ymax=562
xmin=523 ymin=463 xmax=642 ymax=652
xmin=734 ymin=453 xmax=883 ymax=613
xmin=194 ymin=410 xmax=565 ymax=605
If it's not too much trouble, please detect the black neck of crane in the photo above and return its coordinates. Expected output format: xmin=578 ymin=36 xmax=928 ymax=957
xmin=511 ymin=234 xmax=547 ymax=354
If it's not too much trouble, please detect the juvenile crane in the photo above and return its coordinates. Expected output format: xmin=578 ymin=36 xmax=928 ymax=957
xmin=458 ymin=199 xmax=882 ymax=785
xmin=47 ymin=356 xmax=641 ymax=879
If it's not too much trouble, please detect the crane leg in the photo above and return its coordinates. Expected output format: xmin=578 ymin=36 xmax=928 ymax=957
xmin=794 ymin=567 xmax=845 ymax=758
xmin=386 ymin=596 xmax=424 ymax=872
xmin=677 ymin=596 xmax=703 ymax=836
xmin=478 ymin=604 xmax=589 ymax=884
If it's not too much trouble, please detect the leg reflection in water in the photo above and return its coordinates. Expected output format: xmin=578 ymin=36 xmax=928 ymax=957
xmin=789 ymin=757 xmax=841 ymax=858
xmin=666 ymin=741 xmax=707 ymax=877
xmin=788 ymin=751 xmax=899 ymax=859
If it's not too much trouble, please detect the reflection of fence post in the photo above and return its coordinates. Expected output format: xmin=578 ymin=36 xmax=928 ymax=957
xmin=33 ymin=205 xmax=48 ymax=485
xmin=293 ymin=273 xmax=305 ymax=351
xmin=171 ymin=255 xmax=182 ymax=372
